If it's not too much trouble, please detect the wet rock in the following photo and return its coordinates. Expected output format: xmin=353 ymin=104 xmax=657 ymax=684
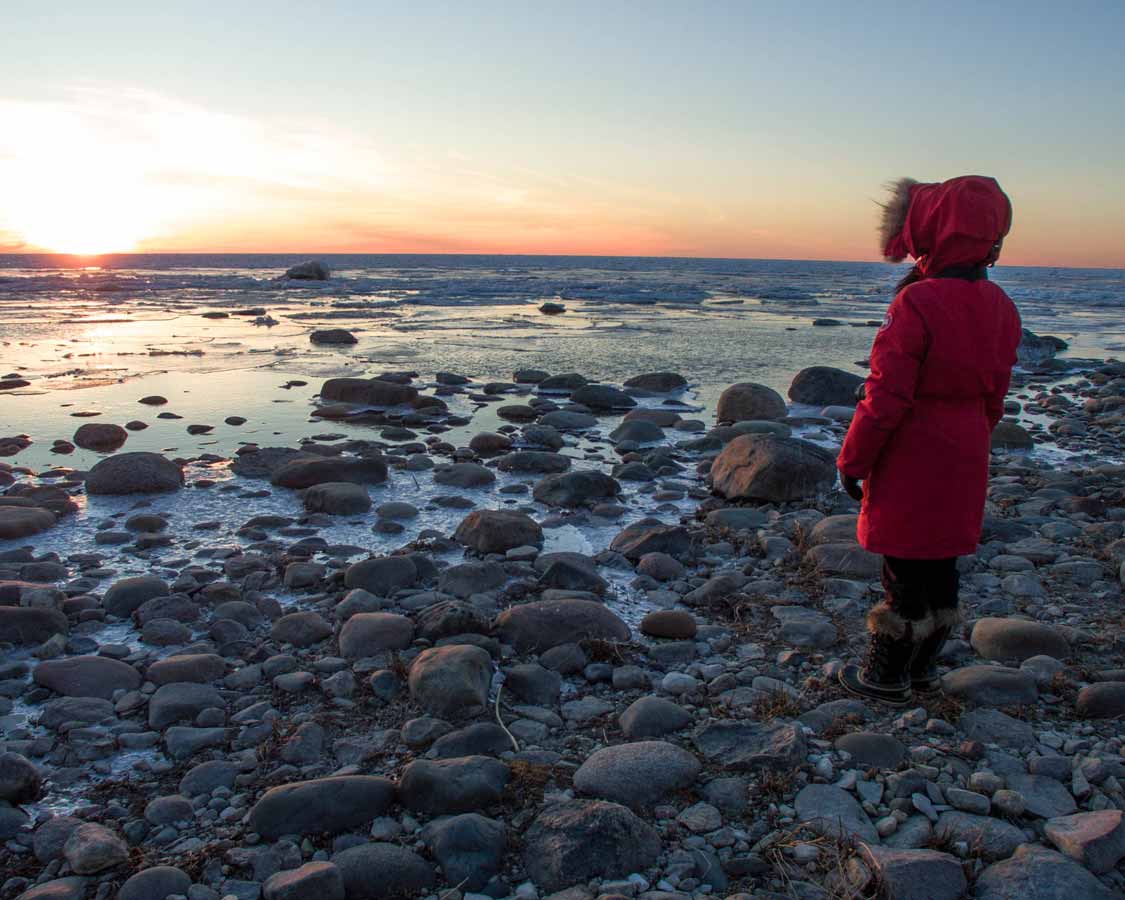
xmin=271 ymin=611 xmax=333 ymax=647
xmin=0 ymin=505 xmax=56 ymax=539
xmin=85 ymin=451 xmax=183 ymax=494
xmin=521 ymin=799 xmax=661 ymax=893
xmin=417 ymin=600 xmax=491 ymax=642
xmin=574 ymin=740 xmax=701 ymax=807
xmin=496 ymin=450 xmax=571 ymax=474
xmin=0 ymin=606 xmax=68 ymax=644
xmin=533 ymin=471 xmax=620 ymax=508
xmin=331 ymin=842 xmax=435 ymax=899
xmin=272 ymin=456 xmax=388 ymax=488
xmin=408 ymin=645 xmax=492 ymax=717
xmin=941 ymin=665 xmax=1038 ymax=706
xmin=834 ymin=732 xmax=905 ymax=769
xmin=302 ymin=481 xmax=372 ymax=515
xmin=716 ymin=382 xmax=787 ymax=422
xmin=609 ymin=519 xmax=692 ymax=561
xmin=609 ymin=419 xmax=665 ymax=445
xmin=1044 ymin=809 xmax=1125 ymax=874
xmin=468 ymin=432 xmax=512 ymax=456
xmin=624 ymin=372 xmax=687 ymax=392
xmin=33 ymin=656 xmax=140 ymax=699
xmin=971 ymin=616 xmax=1070 ymax=663
xmin=494 ymin=598 xmax=630 ymax=652
xmin=434 ymin=462 xmax=496 ymax=488
xmin=1076 ymin=682 xmax=1125 ymax=718
xmin=62 ymin=822 xmax=127 ymax=874
xmin=180 ymin=760 xmax=238 ymax=797
xmin=118 ymin=866 xmax=192 ymax=900
xmin=0 ymin=752 xmax=42 ymax=804
xmin=321 ymin=376 xmax=418 ymax=407
xmin=570 ymin=383 xmax=636 ymax=411
xmin=398 ymin=756 xmax=509 ymax=815
xmin=250 ymin=775 xmax=395 ymax=839
xmin=794 ymin=784 xmax=878 ymax=842
xmin=310 ymin=328 xmax=357 ymax=345
xmin=263 ymin=861 xmax=345 ymax=900
xmin=788 ymin=366 xmax=864 ymax=407
xmin=709 ymin=434 xmax=836 ymax=502
xmin=974 ymin=843 xmax=1117 ymax=899
xmin=339 ymin=612 xmax=415 ymax=658
xmin=991 ymin=420 xmax=1034 ymax=450
xmin=454 ymin=508 xmax=543 ymax=553
xmin=692 ymin=720 xmax=807 ymax=771
xmin=437 ymin=561 xmax=506 ymax=598
xmin=285 ymin=260 xmax=330 ymax=280
xmin=72 ymin=422 xmax=128 ymax=452
xmin=422 ymin=813 xmax=506 ymax=892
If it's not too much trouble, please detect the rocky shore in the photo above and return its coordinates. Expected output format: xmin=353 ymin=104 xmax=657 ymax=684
xmin=1 ymin=352 xmax=1124 ymax=900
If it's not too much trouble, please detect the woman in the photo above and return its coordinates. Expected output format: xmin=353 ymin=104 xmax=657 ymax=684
xmin=837 ymin=175 xmax=1023 ymax=705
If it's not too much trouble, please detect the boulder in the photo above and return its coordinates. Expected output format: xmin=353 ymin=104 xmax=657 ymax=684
xmin=532 ymin=471 xmax=620 ymax=508
xmin=932 ymin=811 xmax=1024 ymax=861
xmin=271 ymin=456 xmax=388 ymax=489
xmin=85 ymin=452 xmax=182 ymax=494
xmin=422 ymin=813 xmax=506 ymax=892
xmin=709 ymin=434 xmax=836 ymax=502
xmin=521 ymin=799 xmax=661 ymax=893
xmin=992 ymin=421 xmax=1034 ymax=450
xmin=692 ymin=720 xmax=807 ymax=771
xmin=609 ymin=519 xmax=692 ymax=561
xmin=794 ymin=784 xmax=878 ymax=842
xmin=619 ymin=697 xmax=692 ymax=739
xmin=146 ymin=653 xmax=225 ymax=685
xmin=1076 ymin=682 xmax=1125 ymax=719
xmin=834 ymin=732 xmax=905 ymax=769
xmin=857 ymin=846 xmax=966 ymax=900
xmin=344 ymin=556 xmax=418 ymax=595
xmin=330 ymin=843 xmax=434 ymax=899
xmin=971 ymin=616 xmax=1069 ymax=663
xmin=263 ymin=862 xmax=344 ymax=900
xmin=624 ymin=372 xmax=687 ymax=392
xmin=72 ymin=423 xmax=127 ymax=452
xmin=285 ymin=260 xmax=330 ymax=280
xmin=302 ymin=482 xmax=372 ymax=515
xmin=716 ymin=382 xmax=787 ymax=422
xmin=1044 ymin=810 xmax=1125 ymax=874
xmin=271 ymin=611 xmax=333 ymax=647
xmin=806 ymin=542 xmax=882 ymax=579
xmin=0 ymin=607 xmax=68 ymax=645
xmin=249 ymin=776 xmax=395 ymax=839
xmin=433 ymin=462 xmax=496 ymax=488
xmin=494 ymin=598 xmax=629 ymax=653
xmin=788 ymin=366 xmax=865 ymax=407
xmin=570 ymin=384 xmax=637 ymax=411
xmin=454 ymin=509 xmax=543 ymax=554
xmin=62 ymin=823 xmax=127 ymax=874
xmin=104 ymin=575 xmax=169 ymax=618
xmin=0 ymin=506 xmax=56 ymax=539
xmin=973 ymin=843 xmax=1117 ymax=900
xmin=640 ymin=610 xmax=697 ymax=639
xmin=310 ymin=328 xmax=357 ymax=345
xmin=339 ymin=613 xmax=415 ymax=659
xmin=398 ymin=756 xmax=509 ymax=815
xmin=148 ymin=683 xmax=224 ymax=728
xmin=408 ymin=645 xmax=492 ymax=718
xmin=0 ymin=752 xmax=42 ymax=804
xmin=573 ymin=740 xmax=701 ymax=807
xmin=33 ymin=657 xmax=140 ymax=700
xmin=941 ymin=665 xmax=1038 ymax=706
xmin=118 ymin=867 xmax=192 ymax=900
xmin=320 ymin=377 xmax=418 ymax=406
xmin=495 ymin=451 xmax=571 ymax=474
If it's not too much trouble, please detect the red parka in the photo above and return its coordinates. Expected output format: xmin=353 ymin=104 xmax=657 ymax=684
xmin=838 ymin=176 xmax=1023 ymax=559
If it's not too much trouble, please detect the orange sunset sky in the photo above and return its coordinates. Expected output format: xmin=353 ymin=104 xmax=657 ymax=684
xmin=1 ymin=2 xmax=1123 ymax=267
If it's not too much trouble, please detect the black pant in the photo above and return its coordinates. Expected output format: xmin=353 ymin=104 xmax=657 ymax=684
xmin=881 ymin=556 xmax=960 ymax=623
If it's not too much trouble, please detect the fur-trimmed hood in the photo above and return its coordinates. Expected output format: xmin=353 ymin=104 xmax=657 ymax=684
xmin=878 ymin=175 xmax=1012 ymax=276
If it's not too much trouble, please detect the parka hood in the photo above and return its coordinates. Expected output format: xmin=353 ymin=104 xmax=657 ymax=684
xmin=880 ymin=175 xmax=1012 ymax=276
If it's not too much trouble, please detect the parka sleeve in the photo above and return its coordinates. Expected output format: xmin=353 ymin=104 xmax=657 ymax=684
xmin=837 ymin=291 xmax=929 ymax=479
xmin=985 ymin=300 xmax=1023 ymax=429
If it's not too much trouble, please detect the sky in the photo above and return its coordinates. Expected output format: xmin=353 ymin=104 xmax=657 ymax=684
xmin=1 ymin=1 xmax=1123 ymax=265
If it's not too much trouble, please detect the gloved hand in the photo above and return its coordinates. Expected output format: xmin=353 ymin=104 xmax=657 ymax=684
xmin=842 ymin=475 xmax=864 ymax=502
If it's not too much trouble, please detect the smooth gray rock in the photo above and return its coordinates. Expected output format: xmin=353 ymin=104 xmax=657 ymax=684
xmin=422 ymin=813 xmax=506 ymax=891
xmin=933 ymin=811 xmax=1024 ymax=861
xmin=573 ymin=741 xmax=701 ymax=807
xmin=941 ymin=665 xmax=1038 ymax=706
xmin=494 ymin=598 xmax=629 ymax=653
xmin=118 ymin=866 xmax=192 ymax=900
xmin=330 ymin=843 xmax=435 ymax=899
xmin=249 ymin=776 xmax=395 ymax=839
xmin=692 ymin=720 xmax=807 ymax=771
xmin=794 ymin=784 xmax=878 ymax=843
xmin=407 ymin=645 xmax=491 ymax=718
xmin=973 ymin=843 xmax=1117 ymax=899
xmin=398 ymin=756 xmax=509 ymax=816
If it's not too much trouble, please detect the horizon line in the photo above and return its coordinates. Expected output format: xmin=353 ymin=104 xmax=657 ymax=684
xmin=1 ymin=250 xmax=1121 ymax=272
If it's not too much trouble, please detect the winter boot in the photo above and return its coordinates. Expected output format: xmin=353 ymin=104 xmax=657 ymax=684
xmin=909 ymin=607 xmax=961 ymax=692
xmin=838 ymin=631 xmax=917 ymax=706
